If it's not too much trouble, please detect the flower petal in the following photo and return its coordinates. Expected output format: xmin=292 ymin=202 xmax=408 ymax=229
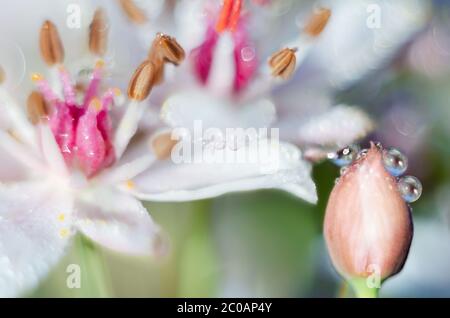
xmin=291 ymin=105 xmax=374 ymax=150
xmin=311 ymin=0 xmax=430 ymax=88
xmin=127 ymin=138 xmax=317 ymax=203
xmin=0 ymin=182 xmax=73 ymax=297
xmin=161 ymin=89 xmax=276 ymax=130
xmin=75 ymin=187 xmax=162 ymax=256
xmin=0 ymin=143 xmax=28 ymax=182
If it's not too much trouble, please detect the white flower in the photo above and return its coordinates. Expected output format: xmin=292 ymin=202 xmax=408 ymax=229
xmin=0 ymin=1 xmax=162 ymax=297
xmin=110 ymin=0 xmax=426 ymax=202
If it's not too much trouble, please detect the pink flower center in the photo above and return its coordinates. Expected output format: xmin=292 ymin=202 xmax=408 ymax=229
xmin=191 ymin=0 xmax=258 ymax=94
xmin=33 ymin=62 xmax=117 ymax=177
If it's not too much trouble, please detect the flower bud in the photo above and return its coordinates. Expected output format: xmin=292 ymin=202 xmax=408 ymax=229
xmin=324 ymin=143 xmax=413 ymax=288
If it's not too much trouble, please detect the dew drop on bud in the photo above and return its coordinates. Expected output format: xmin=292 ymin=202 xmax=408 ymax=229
xmin=329 ymin=144 xmax=360 ymax=167
xmin=383 ymin=148 xmax=408 ymax=177
xmin=356 ymin=148 xmax=368 ymax=160
xmin=398 ymin=175 xmax=422 ymax=203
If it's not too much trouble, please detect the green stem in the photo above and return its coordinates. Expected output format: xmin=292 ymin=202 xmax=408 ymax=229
xmin=349 ymin=278 xmax=380 ymax=298
xmin=76 ymin=235 xmax=114 ymax=297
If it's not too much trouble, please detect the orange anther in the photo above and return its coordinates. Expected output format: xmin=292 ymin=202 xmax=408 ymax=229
xmin=215 ymin=0 xmax=242 ymax=33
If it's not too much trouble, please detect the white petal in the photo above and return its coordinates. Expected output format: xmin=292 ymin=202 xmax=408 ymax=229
xmin=0 ymin=143 xmax=27 ymax=182
xmin=127 ymin=138 xmax=317 ymax=203
xmin=292 ymin=105 xmax=374 ymax=150
xmin=161 ymin=90 xmax=276 ymax=131
xmin=75 ymin=187 xmax=162 ymax=256
xmin=311 ymin=0 xmax=430 ymax=88
xmin=0 ymin=182 xmax=73 ymax=297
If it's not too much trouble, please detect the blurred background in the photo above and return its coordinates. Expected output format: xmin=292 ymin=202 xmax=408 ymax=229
xmin=17 ymin=0 xmax=450 ymax=297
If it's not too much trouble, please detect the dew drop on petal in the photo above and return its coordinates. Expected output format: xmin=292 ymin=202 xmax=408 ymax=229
xmin=241 ymin=46 xmax=256 ymax=62
xmin=398 ymin=175 xmax=422 ymax=203
xmin=383 ymin=147 xmax=408 ymax=177
xmin=329 ymin=144 xmax=360 ymax=167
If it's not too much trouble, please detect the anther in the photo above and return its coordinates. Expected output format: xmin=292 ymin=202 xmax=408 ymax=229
xmin=89 ymin=8 xmax=108 ymax=56
xmin=0 ymin=65 xmax=5 ymax=84
xmin=31 ymin=73 xmax=43 ymax=82
xmin=268 ymin=48 xmax=297 ymax=79
xmin=119 ymin=0 xmax=147 ymax=25
xmin=39 ymin=20 xmax=65 ymax=65
xmin=304 ymin=7 xmax=331 ymax=37
xmin=27 ymin=91 xmax=49 ymax=125
xmin=128 ymin=60 xmax=156 ymax=101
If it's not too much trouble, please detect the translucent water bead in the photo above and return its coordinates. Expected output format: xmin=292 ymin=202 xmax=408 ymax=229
xmin=398 ymin=176 xmax=422 ymax=203
xmin=383 ymin=148 xmax=408 ymax=177
xmin=329 ymin=144 xmax=360 ymax=167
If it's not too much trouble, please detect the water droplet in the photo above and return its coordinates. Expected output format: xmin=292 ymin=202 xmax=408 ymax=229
xmin=330 ymin=144 xmax=360 ymax=166
xmin=340 ymin=166 xmax=348 ymax=175
xmin=398 ymin=175 xmax=422 ymax=203
xmin=383 ymin=148 xmax=408 ymax=177
xmin=241 ymin=46 xmax=256 ymax=62
xmin=356 ymin=149 xmax=368 ymax=160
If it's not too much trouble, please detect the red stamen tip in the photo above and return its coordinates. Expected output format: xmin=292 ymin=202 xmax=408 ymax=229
xmin=215 ymin=0 xmax=242 ymax=33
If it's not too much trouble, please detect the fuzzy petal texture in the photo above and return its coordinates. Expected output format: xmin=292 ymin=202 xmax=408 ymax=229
xmin=0 ymin=182 xmax=73 ymax=297
xmin=127 ymin=138 xmax=317 ymax=203
xmin=75 ymin=187 xmax=161 ymax=256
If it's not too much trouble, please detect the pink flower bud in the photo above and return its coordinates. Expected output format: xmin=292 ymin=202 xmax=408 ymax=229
xmin=324 ymin=143 xmax=413 ymax=286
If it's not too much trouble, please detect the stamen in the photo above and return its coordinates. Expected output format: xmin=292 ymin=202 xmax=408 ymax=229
xmin=126 ymin=180 xmax=135 ymax=189
xmin=127 ymin=60 xmax=156 ymax=101
xmin=31 ymin=73 xmax=43 ymax=82
xmin=119 ymin=0 xmax=147 ymax=25
xmin=32 ymin=73 xmax=59 ymax=103
xmin=58 ymin=66 xmax=76 ymax=105
xmin=39 ymin=20 xmax=65 ymax=66
xmin=150 ymin=131 xmax=178 ymax=160
xmin=216 ymin=0 xmax=243 ymax=33
xmin=0 ymin=65 xmax=4 ymax=84
xmin=151 ymin=33 xmax=186 ymax=66
xmin=304 ymin=7 xmax=331 ymax=37
xmin=27 ymin=91 xmax=48 ymax=125
xmin=228 ymin=0 xmax=243 ymax=32
xmin=89 ymin=8 xmax=108 ymax=57
xmin=0 ymin=78 xmax=38 ymax=149
xmin=89 ymin=97 xmax=102 ymax=112
xmin=83 ymin=60 xmax=104 ymax=107
xmin=268 ymin=48 xmax=297 ymax=79
xmin=101 ymin=88 xmax=120 ymax=111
